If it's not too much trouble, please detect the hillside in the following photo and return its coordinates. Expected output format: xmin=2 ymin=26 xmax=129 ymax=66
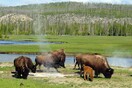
xmin=0 ymin=2 xmax=132 ymax=36
xmin=0 ymin=13 xmax=33 ymax=23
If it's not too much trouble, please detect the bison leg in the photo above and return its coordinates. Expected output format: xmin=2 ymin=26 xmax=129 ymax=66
xmin=46 ymin=67 xmax=50 ymax=72
xmin=94 ymin=71 xmax=99 ymax=78
xmin=73 ymin=62 xmax=77 ymax=69
xmin=22 ymin=69 xmax=29 ymax=79
xmin=80 ymin=64 xmax=84 ymax=77
xmin=35 ymin=63 xmax=41 ymax=71
xmin=14 ymin=67 xmax=18 ymax=77
xmin=89 ymin=72 xmax=94 ymax=81
xmin=53 ymin=64 xmax=60 ymax=72
xmin=78 ymin=63 xmax=81 ymax=70
xmin=53 ymin=65 xmax=60 ymax=72
xmin=73 ymin=62 xmax=80 ymax=70
xmin=80 ymin=70 xmax=84 ymax=77
xmin=55 ymin=67 xmax=60 ymax=72
xmin=84 ymin=72 xmax=87 ymax=80
xmin=22 ymin=73 xmax=28 ymax=79
xmin=35 ymin=63 xmax=38 ymax=69
xmin=17 ymin=72 xmax=21 ymax=78
xmin=15 ymin=67 xmax=22 ymax=78
xmin=61 ymin=63 xmax=65 ymax=68
xmin=38 ymin=64 xmax=41 ymax=70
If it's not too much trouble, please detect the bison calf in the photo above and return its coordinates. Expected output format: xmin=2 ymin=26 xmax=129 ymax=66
xmin=83 ymin=64 xmax=94 ymax=81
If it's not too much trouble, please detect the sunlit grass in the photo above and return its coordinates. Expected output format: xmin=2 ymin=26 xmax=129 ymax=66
xmin=0 ymin=64 xmax=132 ymax=88
xmin=0 ymin=78 xmax=71 ymax=88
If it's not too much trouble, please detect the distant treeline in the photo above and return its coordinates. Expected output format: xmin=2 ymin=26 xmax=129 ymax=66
xmin=0 ymin=2 xmax=132 ymax=37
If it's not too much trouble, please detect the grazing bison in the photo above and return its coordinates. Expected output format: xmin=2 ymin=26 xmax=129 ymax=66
xmin=77 ymin=54 xmax=114 ymax=78
xmin=14 ymin=56 xmax=36 ymax=79
xmin=35 ymin=49 xmax=66 ymax=71
xmin=83 ymin=64 xmax=94 ymax=81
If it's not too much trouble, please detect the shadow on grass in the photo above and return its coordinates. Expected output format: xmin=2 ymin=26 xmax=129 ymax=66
xmin=36 ymin=70 xmax=43 ymax=72
xmin=11 ymin=71 xmax=27 ymax=79
xmin=74 ymin=70 xmax=103 ymax=79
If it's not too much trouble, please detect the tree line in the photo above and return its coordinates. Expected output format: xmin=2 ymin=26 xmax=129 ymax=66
xmin=0 ymin=2 xmax=132 ymax=38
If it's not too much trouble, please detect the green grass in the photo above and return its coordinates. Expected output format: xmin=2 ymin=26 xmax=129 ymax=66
xmin=0 ymin=66 xmax=13 ymax=71
xmin=0 ymin=65 xmax=132 ymax=88
xmin=0 ymin=35 xmax=132 ymax=57
xmin=0 ymin=78 xmax=71 ymax=88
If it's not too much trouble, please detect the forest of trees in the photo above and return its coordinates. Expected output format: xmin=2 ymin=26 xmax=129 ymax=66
xmin=0 ymin=2 xmax=132 ymax=37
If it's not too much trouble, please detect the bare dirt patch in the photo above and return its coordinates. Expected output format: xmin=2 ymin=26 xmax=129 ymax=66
xmin=0 ymin=62 xmax=13 ymax=67
xmin=29 ymin=72 xmax=65 ymax=78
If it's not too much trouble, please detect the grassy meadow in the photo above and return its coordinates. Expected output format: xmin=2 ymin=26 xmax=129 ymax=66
xmin=0 ymin=35 xmax=132 ymax=57
xmin=0 ymin=2 xmax=132 ymax=88
xmin=0 ymin=64 xmax=132 ymax=88
xmin=0 ymin=35 xmax=132 ymax=88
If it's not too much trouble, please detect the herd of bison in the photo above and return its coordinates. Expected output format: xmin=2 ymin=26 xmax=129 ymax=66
xmin=13 ymin=49 xmax=114 ymax=81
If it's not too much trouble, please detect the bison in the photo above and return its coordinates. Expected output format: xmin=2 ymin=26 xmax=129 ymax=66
xmin=51 ymin=49 xmax=66 ymax=68
xmin=35 ymin=54 xmax=59 ymax=71
xmin=74 ymin=53 xmax=100 ymax=70
xmin=35 ymin=49 xmax=66 ymax=71
xmin=14 ymin=56 xmax=36 ymax=79
xmin=75 ymin=54 xmax=114 ymax=78
xmin=83 ymin=64 xmax=94 ymax=81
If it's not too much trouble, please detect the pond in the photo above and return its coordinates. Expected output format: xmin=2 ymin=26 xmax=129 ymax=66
xmin=0 ymin=40 xmax=62 ymax=45
xmin=0 ymin=54 xmax=132 ymax=68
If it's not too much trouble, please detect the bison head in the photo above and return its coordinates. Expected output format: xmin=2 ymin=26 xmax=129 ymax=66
xmin=103 ymin=68 xmax=114 ymax=78
xmin=53 ymin=51 xmax=66 ymax=68
xmin=59 ymin=62 xmax=66 ymax=68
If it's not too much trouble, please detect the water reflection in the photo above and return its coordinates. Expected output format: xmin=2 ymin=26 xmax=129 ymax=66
xmin=0 ymin=40 xmax=62 ymax=45
xmin=0 ymin=54 xmax=132 ymax=68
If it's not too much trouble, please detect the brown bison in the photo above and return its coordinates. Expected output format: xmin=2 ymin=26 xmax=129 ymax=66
xmin=74 ymin=53 xmax=100 ymax=70
xmin=51 ymin=49 xmax=66 ymax=68
xmin=83 ymin=64 xmax=94 ymax=81
xmin=14 ymin=56 xmax=36 ymax=79
xmin=75 ymin=54 xmax=114 ymax=78
xmin=35 ymin=49 xmax=66 ymax=71
xmin=35 ymin=54 xmax=59 ymax=71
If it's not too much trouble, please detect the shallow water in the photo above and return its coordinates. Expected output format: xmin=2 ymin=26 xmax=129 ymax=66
xmin=0 ymin=40 xmax=61 ymax=45
xmin=107 ymin=57 xmax=132 ymax=68
xmin=0 ymin=54 xmax=132 ymax=68
xmin=0 ymin=54 xmax=74 ymax=65
xmin=0 ymin=54 xmax=132 ymax=67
